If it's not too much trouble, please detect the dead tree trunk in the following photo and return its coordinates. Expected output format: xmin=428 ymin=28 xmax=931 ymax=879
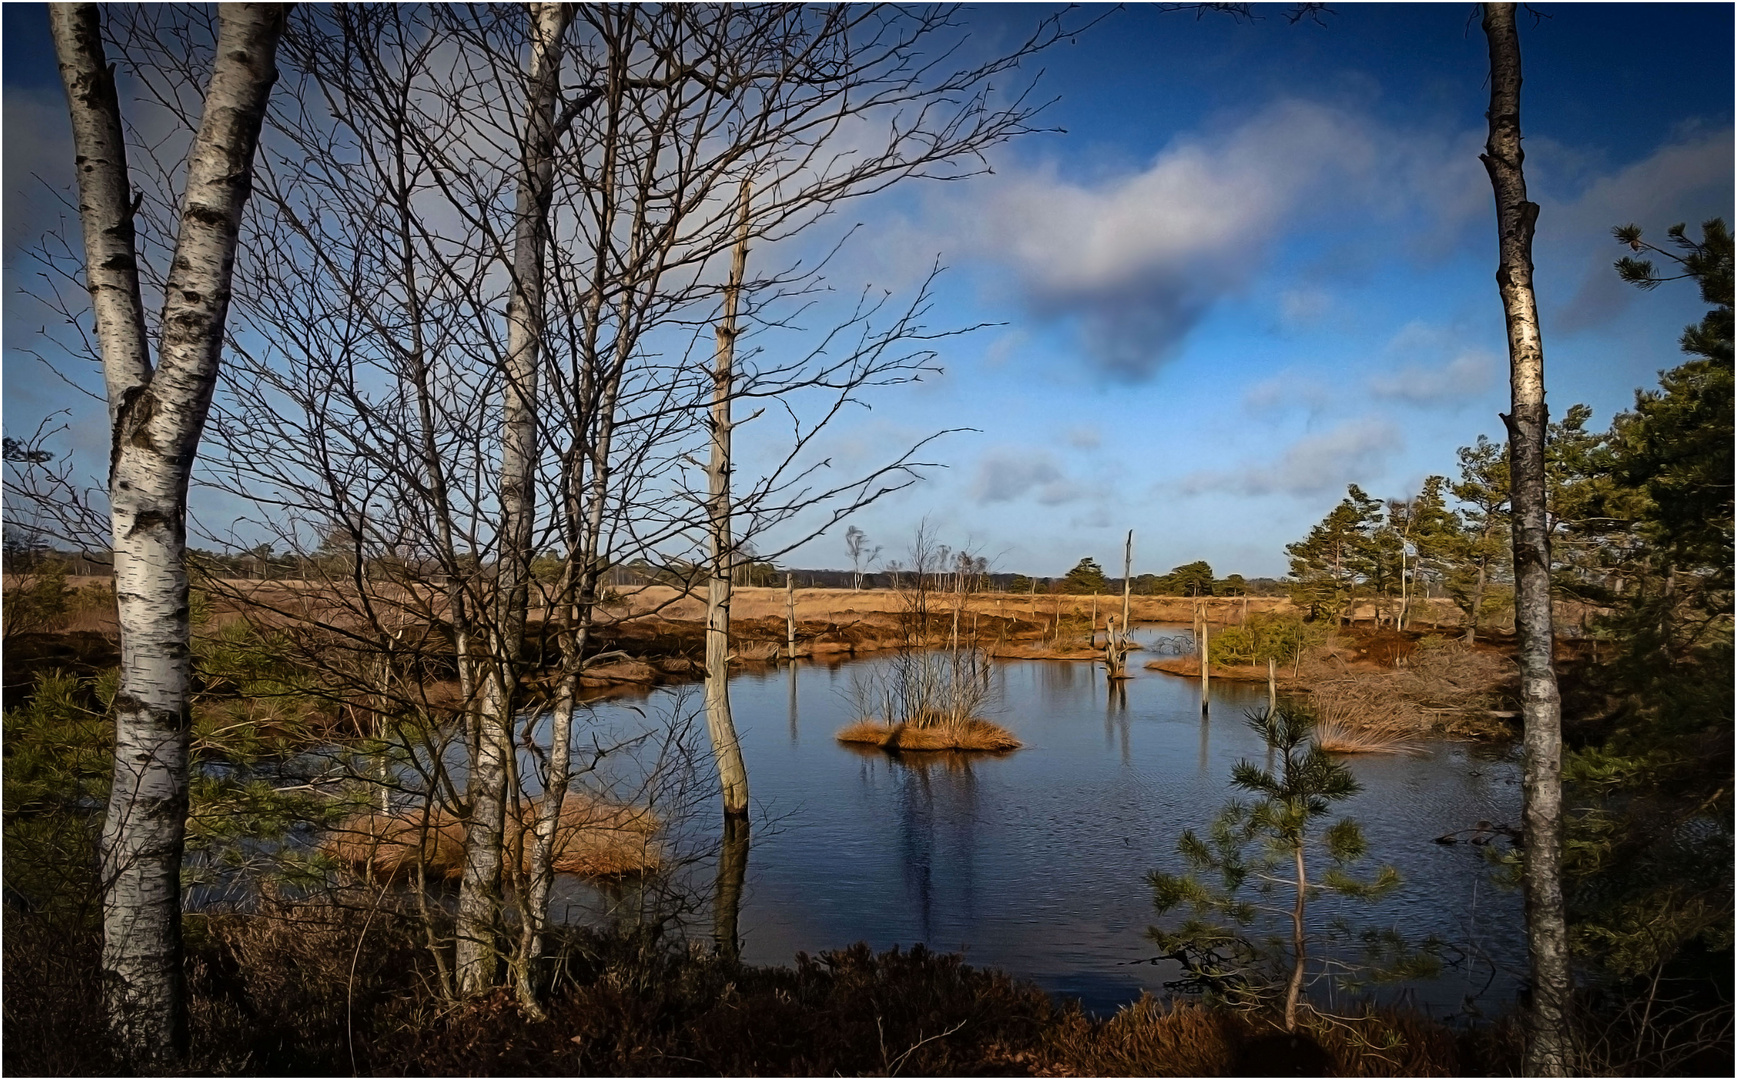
xmin=706 ymin=182 xmax=752 ymax=820
xmin=786 ymin=572 xmax=798 ymax=658
xmin=51 ymin=3 xmax=285 ymax=1063
xmin=1480 ymin=4 xmax=1572 ymax=1072
xmin=1199 ymin=614 xmax=1210 ymax=715
xmin=1121 ymin=529 xmax=1133 ymax=638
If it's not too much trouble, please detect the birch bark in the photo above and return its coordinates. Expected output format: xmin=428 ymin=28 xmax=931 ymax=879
xmin=1479 ymin=5 xmax=1573 ymax=1072
xmin=706 ymin=182 xmax=753 ymax=820
xmin=456 ymin=0 xmax=572 ymax=997
xmin=50 ymin=2 xmax=285 ymax=1062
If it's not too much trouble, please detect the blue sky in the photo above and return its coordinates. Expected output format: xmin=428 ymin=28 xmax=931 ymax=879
xmin=4 ymin=3 xmax=1732 ymax=578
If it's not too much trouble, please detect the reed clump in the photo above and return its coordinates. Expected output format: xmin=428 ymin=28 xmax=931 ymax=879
xmin=323 ymin=792 xmax=660 ymax=879
xmin=836 ymin=717 xmax=1021 ymax=752
xmin=838 ymin=646 xmax=1021 ymax=752
xmin=1311 ymin=715 xmax=1424 ymax=756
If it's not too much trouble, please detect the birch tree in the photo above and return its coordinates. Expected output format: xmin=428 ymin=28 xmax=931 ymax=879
xmin=139 ymin=3 xmax=1081 ymax=1009
xmin=49 ymin=1 xmax=285 ymax=1062
xmin=454 ymin=0 xmax=575 ymax=1000
xmin=1479 ymin=3 xmax=1572 ymax=1071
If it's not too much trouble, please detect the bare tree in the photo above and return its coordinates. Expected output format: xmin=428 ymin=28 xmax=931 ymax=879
xmin=1480 ymin=3 xmax=1572 ymax=1072
xmin=48 ymin=2 xmax=285 ymax=1063
xmin=454 ymin=0 xmax=575 ymax=1001
xmin=845 ymin=524 xmax=881 ymax=590
xmin=705 ymin=183 xmax=753 ymax=821
xmin=50 ymin=3 xmax=1085 ymax=1011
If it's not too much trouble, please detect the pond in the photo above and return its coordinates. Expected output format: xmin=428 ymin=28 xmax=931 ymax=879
xmin=547 ymin=624 xmax=1526 ymax=1020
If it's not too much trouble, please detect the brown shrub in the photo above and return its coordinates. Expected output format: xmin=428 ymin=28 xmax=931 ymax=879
xmin=1043 ymin=996 xmax=1241 ymax=1076
xmin=1299 ymin=639 xmax=1516 ymax=743
xmin=837 ymin=718 xmax=1022 ymax=752
xmin=323 ymin=792 xmax=661 ymax=880
xmin=1042 ymin=997 xmax=1472 ymax=1078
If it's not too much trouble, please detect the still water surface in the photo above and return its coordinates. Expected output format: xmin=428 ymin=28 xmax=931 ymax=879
xmin=560 ymin=626 xmax=1526 ymax=1018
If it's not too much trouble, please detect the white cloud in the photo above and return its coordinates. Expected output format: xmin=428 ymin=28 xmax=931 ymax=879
xmin=1369 ymin=349 xmax=1496 ymax=404
xmin=972 ymin=448 xmax=1085 ymax=505
xmin=1243 ymin=370 xmax=1332 ymax=416
xmin=1064 ymin=424 xmax=1101 ymax=450
xmin=1180 ymin=417 xmax=1401 ymax=497
xmin=1279 ymin=287 xmax=1332 ymax=326
xmin=1545 ymin=126 xmax=1734 ymax=333
xmin=912 ymin=99 xmax=1490 ymax=380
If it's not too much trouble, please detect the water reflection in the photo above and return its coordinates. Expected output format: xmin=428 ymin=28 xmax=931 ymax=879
xmin=787 ymin=663 xmax=799 ymax=746
xmin=714 ymin=816 xmax=749 ymax=963
xmin=1106 ymin=680 xmax=1130 ymax=765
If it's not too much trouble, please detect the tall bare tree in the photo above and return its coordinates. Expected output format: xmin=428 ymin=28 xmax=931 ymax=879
xmin=115 ymin=3 xmax=1083 ymax=1010
xmin=454 ymin=0 xmax=575 ymax=999
xmin=705 ymin=183 xmax=754 ymax=820
xmin=49 ymin=1 xmax=285 ymax=1062
xmin=1480 ymin=3 xmax=1572 ymax=1072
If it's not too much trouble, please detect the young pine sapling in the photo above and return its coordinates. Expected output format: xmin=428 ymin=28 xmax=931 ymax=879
xmin=1149 ymin=705 xmax=1433 ymax=1031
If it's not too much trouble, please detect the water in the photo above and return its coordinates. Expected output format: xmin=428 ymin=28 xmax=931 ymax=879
xmin=554 ymin=625 xmax=1527 ymax=1019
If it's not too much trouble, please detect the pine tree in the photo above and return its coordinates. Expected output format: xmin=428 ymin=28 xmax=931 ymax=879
xmin=1148 ymin=705 xmax=1414 ymax=1030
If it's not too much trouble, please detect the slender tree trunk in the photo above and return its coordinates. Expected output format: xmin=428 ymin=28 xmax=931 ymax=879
xmin=1121 ymin=528 xmax=1133 ymax=638
xmin=457 ymin=1 xmax=570 ymax=997
xmin=786 ymin=572 xmax=797 ymax=658
xmin=51 ymin=3 xmax=284 ymax=1063
xmin=1286 ymin=842 xmax=1308 ymax=1031
xmin=706 ymin=182 xmax=752 ymax=819
xmin=1481 ymin=5 xmax=1572 ymax=1072
xmin=1465 ymin=549 xmax=1490 ymax=645
xmin=1268 ymin=656 xmax=1277 ymax=715
xmin=1199 ymin=618 xmax=1210 ymax=715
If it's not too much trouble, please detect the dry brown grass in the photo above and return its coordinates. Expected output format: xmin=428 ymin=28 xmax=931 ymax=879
xmin=836 ymin=718 xmax=1022 ymax=752
xmin=323 ymin=792 xmax=660 ymax=879
xmin=1042 ymin=996 xmax=1472 ymax=1077
xmin=1311 ymin=715 xmax=1424 ymax=755
xmin=1302 ymin=638 xmax=1515 ymax=743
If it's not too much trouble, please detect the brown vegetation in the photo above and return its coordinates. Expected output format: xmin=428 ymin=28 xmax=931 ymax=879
xmin=4 ymin=900 xmax=1519 ymax=1076
xmin=323 ymin=793 xmax=660 ymax=880
xmin=836 ymin=718 xmax=1022 ymax=752
xmin=1042 ymin=995 xmax=1478 ymax=1077
xmin=1147 ymin=625 xmax=1520 ymax=743
xmin=1302 ymin=636 xmax=1516 ymax=741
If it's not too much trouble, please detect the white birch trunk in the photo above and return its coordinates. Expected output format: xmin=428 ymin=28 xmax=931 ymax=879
xmin=457 ymin=1 xmax=571 ymax=997
xmin=51 ymin=2 xmax=284 ymax=1062
xmin=1480 ymin=5 xmax=1572 ymax=1072
xmin=706 ymin=183 xmax=752 ymax=819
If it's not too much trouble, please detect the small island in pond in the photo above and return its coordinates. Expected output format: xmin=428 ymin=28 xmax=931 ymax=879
xmin=836 ymin=717 xmax=1022 ymax=752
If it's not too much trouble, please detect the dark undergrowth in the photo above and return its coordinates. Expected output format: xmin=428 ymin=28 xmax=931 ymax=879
xmin=4 ymin=895 xmax=1527 ymax=1077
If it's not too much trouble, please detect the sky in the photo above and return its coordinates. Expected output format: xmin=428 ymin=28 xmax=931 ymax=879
xmin=4 ymin=3 xmax=1732 ymax=579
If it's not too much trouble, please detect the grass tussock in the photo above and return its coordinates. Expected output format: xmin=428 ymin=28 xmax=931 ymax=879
xmin=323 ymin=792 xmax=660 ymax=879
xmin=837 ymin=717 xmax=1021 ymax=752
xmin=1311 ymin=716 xmax=1424 ymax=756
